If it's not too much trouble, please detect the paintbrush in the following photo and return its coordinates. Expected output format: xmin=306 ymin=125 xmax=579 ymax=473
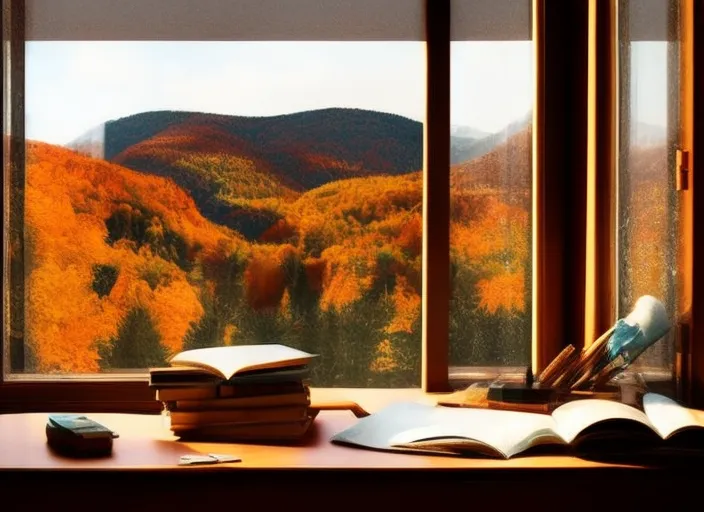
xmin=571 ymin=295 xmax=671 ymax=390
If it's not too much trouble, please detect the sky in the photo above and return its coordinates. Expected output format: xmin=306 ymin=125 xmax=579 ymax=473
xmin=26 ymin=40 xmax=667 ymax=146
xmin=630 ymin=42 xmax=669 ymax=126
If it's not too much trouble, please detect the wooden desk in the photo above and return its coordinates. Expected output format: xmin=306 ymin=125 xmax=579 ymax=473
xmin=0 ymin=389 xmax=700 ymax=510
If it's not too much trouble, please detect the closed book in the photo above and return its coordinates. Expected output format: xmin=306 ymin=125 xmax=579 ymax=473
xmin=169 ymin=404 xmax=309 ymax=428
xmin=154 ymin=380 xmax=309 ymax=402
xmin=156 ymin=386 xmax=218 ymax=401
xmin=149 ymin=365 xmax=310 ymax=387
xmin=172 ymin=415 xmax=316 ymax=441
xmin=173 ymin=390 xmax=310 ymax=411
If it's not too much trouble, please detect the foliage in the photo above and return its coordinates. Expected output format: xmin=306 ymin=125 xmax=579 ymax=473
xmin=91 ymin=264 xmax=119 ymax=298
xmin=22 ymin=114 xmax=554 ymax=385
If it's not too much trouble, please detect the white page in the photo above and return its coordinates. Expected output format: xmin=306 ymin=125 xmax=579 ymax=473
xmin=332 ymin=402 xmax=559 ymax=458
xmin=642 ymin=393 xmax=704 ymax=440
xmin=332 ymin=402 xmax=562 ymax=457
xmin=388 ymin=407 xmax=560 ymax=458
xmin=330 ymin=402 xmax=446 ymax=451
xmin=169 ymin=344 xmax=316 ymax=380
xmin=551 ymin=398 xmax=654 ymax=444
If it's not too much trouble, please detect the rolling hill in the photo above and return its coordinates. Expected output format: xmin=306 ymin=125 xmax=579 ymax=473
xmin=23 ymin=140 xmax=247 ymax=372
xmin=28 ymin=102 xmax=672 ymax=378
xmin=72 ymin=108 xmax=424 ymax=239
xmin=24 ymin=139 xmax=431 ymax=380
xmin=29 ymin=103 xmax=575 ymax=379
xmin=451 ymin=125 xmax=532 ymax=194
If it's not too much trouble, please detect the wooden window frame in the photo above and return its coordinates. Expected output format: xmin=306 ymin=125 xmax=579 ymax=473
xmin=679 ymin=0 xmax=703 ymax=406
xmin=2 ymin=0 xmax=703 ymax=412
xmin=585 ymin=0 xmax=704 ymax=405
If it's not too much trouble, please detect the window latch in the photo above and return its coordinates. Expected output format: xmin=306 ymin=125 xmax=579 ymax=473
xmin=676 ymin=149 xmax=690 ymax=191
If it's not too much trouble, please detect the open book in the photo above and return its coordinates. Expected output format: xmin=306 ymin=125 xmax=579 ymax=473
xmin=153 ymin=344 xmax=316 ymax=383
xmin=331 ymin=393 xmax=704 ymax=459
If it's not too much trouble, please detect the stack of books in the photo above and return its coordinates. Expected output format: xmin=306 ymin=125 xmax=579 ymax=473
xmin=149 ymin=344 xmax=318 ymax=442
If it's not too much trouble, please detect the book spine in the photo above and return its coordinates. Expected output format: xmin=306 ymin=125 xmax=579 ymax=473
xmin=174 ymin=391 xmax=311 ymax=411
xmin=169 ymin=405 xmax=309 ymax=427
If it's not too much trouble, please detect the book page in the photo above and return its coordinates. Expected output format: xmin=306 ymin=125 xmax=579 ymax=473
xmin=169 ymin=344 xmax=316 ymax=380
xmin=331 ymin=402 xmax=560 ymax=459
xmin=388 ymin=408 xmax=561 ymax=458
xmin=330 ymin=402 xmax=446 ymax=451
xmin=642 ymin=393 xmax=704 ymax=440
xmin=551 ymin=398 xmax=654 ymax=444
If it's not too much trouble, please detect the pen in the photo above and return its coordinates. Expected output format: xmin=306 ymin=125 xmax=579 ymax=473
xmin=178 ymin=453 xmax=241 ymax=466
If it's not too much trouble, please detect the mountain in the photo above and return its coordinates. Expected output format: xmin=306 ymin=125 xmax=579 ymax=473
xmin=67 ymin=123 xmax=105 ymax=159
xmin=104 ymin=108 xmax=423 ymax=188
xmin=66 ymin=107 xmax=538 ymax=239
xmin=451 ymin=124 xmax=491 ymax=140
xmin=31 ymin=119 xmax=535 ymax=376
xmin=68 ymin=108 xmax=423 ymax=239
xmin=450 ymin=111 xmax=532 ymax=165
xmin=630 ymin=121 xmax=667 ymax=147
xmin=451 ymin=126 xmax=532 ymax=193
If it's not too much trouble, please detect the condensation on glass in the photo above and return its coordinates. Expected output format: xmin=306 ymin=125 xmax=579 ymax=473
xmin=448 ymin=0 xmax=533 ymax=381
xmin=617 ymin=0 xmax=680 ymax=382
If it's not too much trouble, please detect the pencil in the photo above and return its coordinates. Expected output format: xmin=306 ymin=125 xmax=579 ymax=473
xmin=538 ymin=345 xmax=577 ymax=387
xmin=565 ymin=325 xmax=616 ymax=389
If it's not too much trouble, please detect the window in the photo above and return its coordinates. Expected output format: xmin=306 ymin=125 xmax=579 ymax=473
xmin=2 ymin=0 xmax=703 ymax=412
xmin=22 ymin=40 xmax=425 ymax=388
xmin=448 ymin=2 xmax=533 ymax=381
xmin=617 ymin=0 xmax=681 ymax=392
xmin=6 ymin=0 xmax=426 ymax=390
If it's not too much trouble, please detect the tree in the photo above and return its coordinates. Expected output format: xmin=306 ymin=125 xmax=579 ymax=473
xmin=98 ymin=306 xmax=169 ymax=369
xmin=183 ymin=248 xmax=249 ymax=350
xmin=91 ymin=264 xmax=119 ymax=298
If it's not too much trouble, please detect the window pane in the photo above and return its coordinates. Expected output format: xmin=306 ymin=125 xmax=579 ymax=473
xmin=617 ymin=0 xmax=679 ymax=386
xmin=14 ymin=40 xmax=425 ymax=387
xmin=449 ymin=2 xmax=533 ymax=382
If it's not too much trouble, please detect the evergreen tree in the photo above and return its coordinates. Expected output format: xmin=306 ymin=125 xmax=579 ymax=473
xmin=98 ymin=306 xmax=168 ymax=369
xmin=183 ymin=248 xmax=248 ymax=350
xmin=182 ymin=303 xmax=222 ymax=350
xmin=91 ymin=264 xmax=119 ymax=298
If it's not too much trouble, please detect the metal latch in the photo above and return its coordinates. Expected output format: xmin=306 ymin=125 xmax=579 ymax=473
xmin=676 ymin=149 xmax=690 ymax=191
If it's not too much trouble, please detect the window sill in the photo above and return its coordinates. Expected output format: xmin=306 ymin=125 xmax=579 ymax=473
xmin=0 ymin=377 xmax=433 ymax=414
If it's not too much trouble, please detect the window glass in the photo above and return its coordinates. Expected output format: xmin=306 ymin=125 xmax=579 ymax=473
xmin=449 ymin=1 xmax=533 ymax=382
xmin=617 ymin=0 xmax=680 ymax=385
xmin=18 ymin=40 xmax=425 ymax=387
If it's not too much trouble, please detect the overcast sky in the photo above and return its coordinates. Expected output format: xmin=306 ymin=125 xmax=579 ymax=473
xmin=26 ymin=40 xmax=666 ymax=146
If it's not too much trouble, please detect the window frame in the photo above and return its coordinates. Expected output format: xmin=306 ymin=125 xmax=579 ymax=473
xmin=2 ymin=0 xmax=703 ymax=412
xmin=584 ymin=0 xmax=703 ymax=404
xmin=678 ymin=0 xmax=703 ymax=406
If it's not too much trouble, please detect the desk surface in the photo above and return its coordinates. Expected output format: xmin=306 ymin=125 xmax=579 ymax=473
xmin=3 ymin=389 xmax=703 ymax=511
xmin=0 ymin=388 xmax=662 ymax=471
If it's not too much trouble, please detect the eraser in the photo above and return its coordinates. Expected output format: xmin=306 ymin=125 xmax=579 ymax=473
xmin=487 ymin=383 xmax=557 ymax=404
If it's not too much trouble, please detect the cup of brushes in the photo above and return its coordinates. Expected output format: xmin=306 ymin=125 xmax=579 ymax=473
xmin=485 ymin=295 xmax=672 ymax=408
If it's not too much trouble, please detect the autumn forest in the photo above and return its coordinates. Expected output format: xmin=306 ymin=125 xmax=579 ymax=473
xmin=14 ymin=107 xmax=539 ymax=386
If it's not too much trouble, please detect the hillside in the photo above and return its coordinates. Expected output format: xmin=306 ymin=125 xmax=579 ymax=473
xmin=451 ymin=126 xmax=532 ymax=195
xmin=24 ymin=141 xmax=430 ymax=381
xmin=26 ymin=131 xmax=540 ymax=380
xmin=451 ymin=112 xmax=532 ymax=165
xmin=75 ymin=108 xmax=423 ymax=239
xmin=24 ymin=141 xmax=247 ymax=373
